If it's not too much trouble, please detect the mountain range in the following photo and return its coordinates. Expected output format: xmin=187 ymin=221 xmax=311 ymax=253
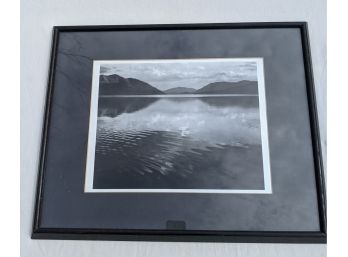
xmin=164 ymin=87 xmax=196 ymax=94
xmin=195 ymin=81 xmax=258 ymax=94
xmin=99 ymin=74 xmax=258 ymax=95
xmin=99 ymin=74 xmax=164 ymax=95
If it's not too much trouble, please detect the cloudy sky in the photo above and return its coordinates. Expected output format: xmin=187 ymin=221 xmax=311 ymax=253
xmin=100 ymin=60 xmax=258 ymax=91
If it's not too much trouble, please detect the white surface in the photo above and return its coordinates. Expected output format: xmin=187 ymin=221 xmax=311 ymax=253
xmin=20 ymin=0 xmax=326 ymax=256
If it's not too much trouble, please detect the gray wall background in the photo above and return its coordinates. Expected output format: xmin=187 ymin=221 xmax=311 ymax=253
xmin=21 ymin=0 xmax=326 ymax=256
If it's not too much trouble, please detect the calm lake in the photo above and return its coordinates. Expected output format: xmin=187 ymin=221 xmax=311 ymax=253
xmin=93 ymin=95 xmax=265 ymax=190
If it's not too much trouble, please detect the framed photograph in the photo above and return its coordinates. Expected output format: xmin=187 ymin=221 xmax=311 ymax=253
xmin=32 ymin=22 xmax=326 ymax=243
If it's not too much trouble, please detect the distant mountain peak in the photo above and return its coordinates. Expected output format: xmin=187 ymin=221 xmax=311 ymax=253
xmin=99 ymin=74 xmax=164 ymax=95
xmin=164 ymin=87 xmax=196 ymax=94
xmin=195 ymin=80 xmax=258 ymax=94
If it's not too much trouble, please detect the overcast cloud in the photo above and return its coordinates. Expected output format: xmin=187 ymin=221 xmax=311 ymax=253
xmin=100 ymin=60 xmax=258 ymax=90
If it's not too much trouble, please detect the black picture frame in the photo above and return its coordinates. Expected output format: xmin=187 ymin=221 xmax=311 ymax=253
xmin=32 ymin=22 xmax=326 ymax=243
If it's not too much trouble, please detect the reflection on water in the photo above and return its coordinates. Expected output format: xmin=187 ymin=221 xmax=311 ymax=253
xmin=93 ymin=95 xmax=265 ymax=190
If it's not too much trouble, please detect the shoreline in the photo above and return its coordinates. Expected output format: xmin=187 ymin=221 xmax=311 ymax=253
xmin=99 ymin=94 xmax=259 ymax=98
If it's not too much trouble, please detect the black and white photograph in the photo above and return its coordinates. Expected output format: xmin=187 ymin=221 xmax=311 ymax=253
xmin=85 ymin=58 xmax=271 ymax=193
